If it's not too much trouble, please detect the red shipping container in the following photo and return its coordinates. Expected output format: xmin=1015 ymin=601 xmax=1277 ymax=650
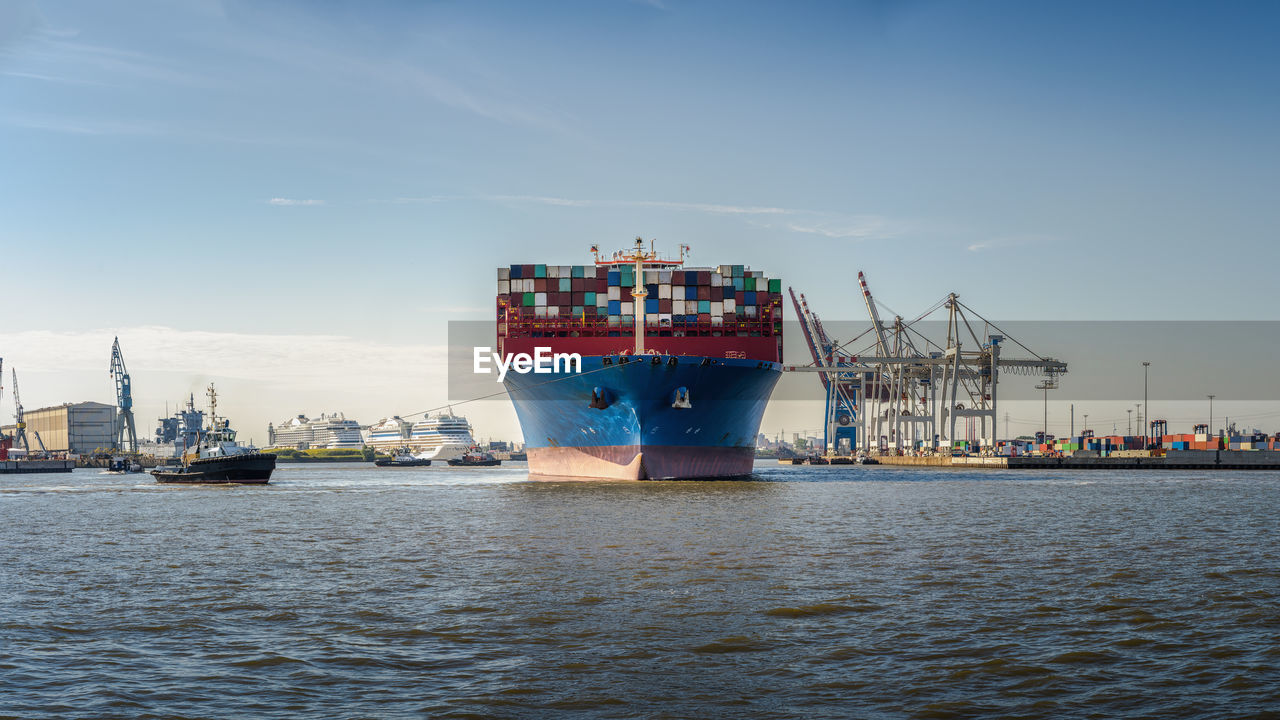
xmin=522 ymin=264 xmax=535 ymax=277
xmin=572 ymin=292 xmax=584 ymax=305
xmin=572 ymin=278 xmax=585 ymax=291
xmin=697 ymin=285 xmax=711 ymax=301
xmin=698 ymin=313 xmax=711 ymax=323
xmin=659 ymin=298 xmax=672 ymax=313
xmin=710 ymin=286 xmax=723 ymax=301
xmin=697 ymin=271 xmax=711 ymax=284
xmin=535 ymin=278 xmax=548 ymax=292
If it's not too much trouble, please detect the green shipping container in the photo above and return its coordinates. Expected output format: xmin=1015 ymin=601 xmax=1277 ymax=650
xmin=584 ymin=292 xmax=596 ymax=304
xmin=768 ymin=278 xmax=781 ymax=293
xmin=572 ymin=265 xmax=585 ymax=278
xmin=732 ymin=265 xmax=744 ymax=276
xmin=534 ymin=264 xmax=547 ymax=278
xmin=744 ymin=277 xmax=757 ymax=291
xmin=572 ymin=306 xmax=584 ymax=315
xmin=522 ymin=292 xmax=535 ymax=306
xmin=559 ymin=278 xmax=571 ymax=292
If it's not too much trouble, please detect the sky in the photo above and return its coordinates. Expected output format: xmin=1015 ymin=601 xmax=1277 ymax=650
xmin=2 ymin=0 xmax=1278 ymax=443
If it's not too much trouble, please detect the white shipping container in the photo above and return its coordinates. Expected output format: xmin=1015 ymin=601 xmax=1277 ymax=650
xmin=596 ymin=293 xmax=609 ymax=307
xmin=659 ymin=270 xmax=672 ymax=283
xmin=672 ymin=285 xmax=684 ymax=300
xmin=607 ymin=287 xmax=621 ymax=301
xmin=645 ymin=269 xmax=662 ymax=283
xmin=711 ymin=316 xmax=724 ymax=326
xmin=658 ymin=313 xmax=672 ymax=324
xmin=547 ymin=306 xmax=560 ymax=317
xmin=534 ymin=306 xmax=549 ymax=317
xmin=745 ymin=305 xmax=757 ymax=318
xmin=607 ymin=316 xmax=621 ymax=327
xmin=620 ymin=302 xmax=633 ymax=315
xmin=497 ymin=280 xmax=510 ymax=294
xmin=547 ymin=265 xmax=560 ymax=278
xmin=711 ymin=301 xmax=723 ymax=315
xmin=718 ymin=264 xmax=733 ymax=276
xmin=658 ymin=284 xmax=671 ymax=299
xmin=535 ymin=292 xmax=547 ymax=306
xmin=724 ymin=298 xmax=736 ymax=312
xmin=498 ymin=267 xmax=510 ymax=280
xmin=750 ymin=270 xmax=763 ymax=279
xmin=710 ymin=273 xmax=722 ymax=287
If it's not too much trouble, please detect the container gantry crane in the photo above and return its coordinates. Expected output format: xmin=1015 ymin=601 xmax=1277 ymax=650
xmin=110 ymin=337 xmax=138 ymax=453
xmin=789 ymin=288 xmax=860 ymax=455
xmin=787 ymin=273 xmax=1068 ymax=453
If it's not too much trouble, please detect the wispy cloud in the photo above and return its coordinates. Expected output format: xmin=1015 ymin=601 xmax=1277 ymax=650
xmin=268 ymin=198 xmax=324 ymax=207
xmin=1 ymin=112 xmax=160 ymax=136
xmin=381 ymin=193 xmax=912 ymax=241
xmin=967 ymin=234 xmax=1050 ymax=252
xmin=786 ymin=216 xmax=899 ymax=239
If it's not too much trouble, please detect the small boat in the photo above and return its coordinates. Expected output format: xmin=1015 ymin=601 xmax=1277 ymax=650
xmin=375 ymin=449 xmax=432 ymax=467
xmin=152 ymin=384 xmax=276 ymax=484
xmin=446 ymin=448 xmax=501 ymax=467
xmin=106 ymin=455 xmax=144 ymax=473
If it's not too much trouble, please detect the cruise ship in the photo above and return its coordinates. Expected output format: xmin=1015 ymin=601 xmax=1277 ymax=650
xmin=408 ymin=413 xmax=476 ymax=461
xmin=267 ymin=413 xmax=364 ymax=449
xmin=364 ymin=416 xmax=413 ymax=451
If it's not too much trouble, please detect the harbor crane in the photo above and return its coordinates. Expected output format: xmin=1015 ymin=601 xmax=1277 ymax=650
xmin=787 ymin=272 xmax=1067 ymax=453
xmin=110 ymin=337 xmax=138 ymax=453
xmin=11 ymin=367 xmax=29 ymax=450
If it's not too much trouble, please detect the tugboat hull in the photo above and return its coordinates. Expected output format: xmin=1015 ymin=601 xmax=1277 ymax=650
xmin=152 ymin=453 xmax=276 ymax=484
xmin=374 ymin=459 xmax=432 ymax=467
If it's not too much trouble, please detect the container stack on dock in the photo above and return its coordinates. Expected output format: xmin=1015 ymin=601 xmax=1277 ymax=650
xmin=497 ymin=264 xmax=783 ymax=337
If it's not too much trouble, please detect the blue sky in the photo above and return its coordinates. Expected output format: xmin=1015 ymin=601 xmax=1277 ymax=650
xmin=2 ymin=0 xmax=1278 ymax=438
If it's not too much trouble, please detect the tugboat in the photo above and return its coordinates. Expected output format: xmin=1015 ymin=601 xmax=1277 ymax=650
xmin=151 ymin=384 xmax=276 ymax=484
xmin=446 ymin=447 xmax=502 ymax=467
xmin=374 ymin=449 xmax=432 ymax=467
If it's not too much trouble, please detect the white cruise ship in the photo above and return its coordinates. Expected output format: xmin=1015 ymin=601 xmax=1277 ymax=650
xmin=267 ymin=413 xmax=364 ymax=449
xmin=364 ymin=416 xmax=414 ymax=451
xmin=408 ymin=413 xmax=476 ymax=461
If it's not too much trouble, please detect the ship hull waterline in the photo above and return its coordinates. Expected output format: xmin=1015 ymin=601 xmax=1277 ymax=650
xmin=503 ymin=355 xmax=781 ymax=481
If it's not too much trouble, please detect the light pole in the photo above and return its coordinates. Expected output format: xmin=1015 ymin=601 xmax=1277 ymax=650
xmin=1035 ymin=378 xmax=1057 ymax=444
xmin=1084 ymin=413 xmax=1089 ymax=434
xmin=1208 ymin=394 xmax=1215 ymax=437
xmin=1143 ymin=361 xmax=1150 ymax=438
xmin=1127 ymin=409 xmax=1132 ymax=434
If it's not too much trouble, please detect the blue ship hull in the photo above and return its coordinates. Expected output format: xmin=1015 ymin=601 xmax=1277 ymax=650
xmin=503 ymin=355 xmax=781 ymax=480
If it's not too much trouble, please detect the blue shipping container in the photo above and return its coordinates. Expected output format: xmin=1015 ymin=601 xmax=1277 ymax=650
xmin=608 ymin=300 xmax=621 ymax=315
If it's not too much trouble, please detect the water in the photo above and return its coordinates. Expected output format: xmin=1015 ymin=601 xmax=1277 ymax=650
xmin=2 ymin=463 xmax=1278 ymax=719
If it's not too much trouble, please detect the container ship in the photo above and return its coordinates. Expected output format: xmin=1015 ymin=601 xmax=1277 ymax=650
xmin=496 ymin=239 xmax=783 ymax=480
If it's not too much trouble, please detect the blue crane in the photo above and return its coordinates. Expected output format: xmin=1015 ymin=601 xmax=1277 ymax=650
xmin=110 ymin=337 xmax=138 ymax=453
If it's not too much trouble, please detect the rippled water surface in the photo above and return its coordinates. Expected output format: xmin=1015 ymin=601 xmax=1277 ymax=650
xmin=2 ymin=463 xmax=1278 ymax=718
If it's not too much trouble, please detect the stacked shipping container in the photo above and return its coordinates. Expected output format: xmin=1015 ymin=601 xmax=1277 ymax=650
xmin=496 ymin=263 xmax=783 ymax=339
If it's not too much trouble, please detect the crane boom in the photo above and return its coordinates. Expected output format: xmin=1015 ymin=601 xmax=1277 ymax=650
xmin=857 ymin=271 xmax=891 ymax=356
xmin=110 ymin=337 xmax=139 ymax=453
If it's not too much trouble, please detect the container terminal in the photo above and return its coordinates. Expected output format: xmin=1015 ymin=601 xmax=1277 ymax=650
xmin=785 ymin=271 xmax=1280 ymax=470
